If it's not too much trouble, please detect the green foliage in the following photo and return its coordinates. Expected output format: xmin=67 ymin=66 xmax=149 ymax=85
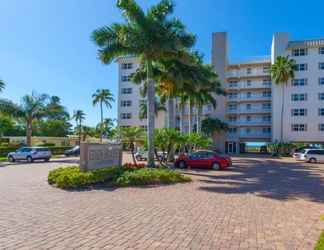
xmin=115 ymin=168 xmax=191 ymax=187
xmin=48 ymin=166 xmax=191 ymax=189
xmin=0 ymin=79 xmax=5 ymax=92
xmin=201 ymin=117 xmax=228 ymax=136
xmin=0 ymin=115 xmax=25 ymax=136
xmin=270 ymin=56 xmax=296 ymax=85
xmin=268 ymin=142 xmax=295 ymax=156
xmin=33 ymin=120 xmax=72 ymax=137
xmin=315 ymin=231 xmax=324 ymax=250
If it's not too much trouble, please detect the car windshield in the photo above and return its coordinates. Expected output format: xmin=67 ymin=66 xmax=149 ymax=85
xmin=72 ymin=146 xmax=79 ymax=150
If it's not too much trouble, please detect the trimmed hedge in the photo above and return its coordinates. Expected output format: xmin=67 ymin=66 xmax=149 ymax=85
xmin=48 ymin=166 xmax=191 ymax=189
xmin=0 ymin=146 xmax=73 ymax=157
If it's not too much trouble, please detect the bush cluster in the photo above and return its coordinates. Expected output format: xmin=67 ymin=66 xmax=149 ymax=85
xmin=48 ymin=166 xmax=191 ymax=189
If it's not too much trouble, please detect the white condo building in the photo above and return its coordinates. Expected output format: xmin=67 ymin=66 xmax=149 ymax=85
xmin=117 ymin=32 xmax=324 ymax=153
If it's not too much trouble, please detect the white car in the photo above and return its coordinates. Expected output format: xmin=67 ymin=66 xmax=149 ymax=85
xmin=304 ymin=149 xmax=324 ymax=163
xmin=8 ymin=147 xmax=52 ymax=163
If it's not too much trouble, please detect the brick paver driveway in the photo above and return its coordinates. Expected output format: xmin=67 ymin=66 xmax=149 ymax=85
xmin=1 ymin=156 xmax=324 ymax=250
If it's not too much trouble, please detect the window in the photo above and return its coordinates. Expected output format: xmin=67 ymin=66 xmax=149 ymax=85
xmin=121 ymin=113 xmax=132 ymax=119
xmin=263 ymin=79 xmax=272 ymax=86
xmin=228 ymin=104 xmax=237 ymax=110
xmin=262 ymin=127 xmax=271 ymax=134
xmin=228 ymin=116 xmax=237 ymax=122
xmin=319 ymin=47 xmax=324 ymax=55
xmin=291 ymin=108 xmax=307 ymax=116
xmin=207 ymin=104 xmax=213 ymax=111
xmin=246 ymin=128 xmax=251 ymax=134
xmin=291 ymin=93 xmax=307 ymax=101
xmin=228 ymin=93 xmax=237 ymax=99
xmin=319 ymin=78 xmax=324 ymax=85
xmin=263 ymin=66 xmax=270 ymax=73
xmin=247 ymin=80 xmax=252 ymax=86
xmin=262 ymin=115 xmax=271 ymax=122
xmin=246 ymin=68 xmax=252 ymax=74
xmin=262 ymin=91 xmax=271 ymax=97
xmin=292 ymin=78 xmax=307 ymax=86
xmin=318 ymin=108 xmax=324 ymax=116
xmin=262 ymin=103 xmax=271 ymax=110
xmin=291 ymin=124 xmax=307 ymax=132
xmin=292 ymin=48 xmax=307 ymax=56
xmin=228 ymin=127 xmax=237 ymax=134
xmin=120 ymin=100 xmax=132 ymax=107
xmin=294 ymin=64 xmax=308 ymax=71
xmin=246 ymin=116 xmax=251 ymax=121
xmin=319 ymin=124 xmax=324 ymax=131
xmin=229 ymin=80 xmax=238 ymax=88
xmin=121 ymin=75 xmax=132 ymax=82
xmin=121 ymin=88 xmax=132 ymax=94
xmin=246 ymin=104 xmax=252 ymax=110
xmin=121 ymin=63 xmax=133 ymax=69
xmin=246 ymin=92 xmax=252 ymax=98
xmin=319 ymin=93 xmax=324 ymax=100
xmin=319 ymin=63 xmax=324 ymax=70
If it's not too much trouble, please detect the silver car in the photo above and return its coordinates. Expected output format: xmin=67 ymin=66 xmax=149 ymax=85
xmin=8 ymin=147 xmax=52 ymax=163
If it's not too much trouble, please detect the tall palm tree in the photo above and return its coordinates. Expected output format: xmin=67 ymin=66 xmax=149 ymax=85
xmin=92 ymin=89 xmax=115 ymax=143
xmin=45 ymin=96 xmax=70 ymax=121
xmin=96 ymin=118 xmax=116 ymax=139
xmin=119 ymin=126 xmax=145 ymax=165
xmin=0 ymin=79 xmax=5 ymax=93
xmin=271 ymin=56 xmax=296 ymax=142
xmin=72 ymin=110 xmax=86 ymax=145
xmin=0 ymin=92 xmax=48 ymax=146
xmin=92 ymin=0 xmax=195 ymax=167
xmin=201 ymin=117 xmax=228 ymax=136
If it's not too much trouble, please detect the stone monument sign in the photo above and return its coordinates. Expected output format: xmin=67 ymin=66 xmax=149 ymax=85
xmin=80 ymin=143 xmax=123 ymax=171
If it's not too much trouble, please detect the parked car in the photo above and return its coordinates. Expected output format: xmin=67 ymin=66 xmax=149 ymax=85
xmin=8 ymin=147 xmax=52 ymax=163
xmin=64 ymin=146 xmax=80 ymax=157
xmin=135 ymin=150 xmax=166 ymax=161
xmin=175 ymin=150 xmax=232 ymax=170
xmin=304 ymin=149 xmax=324 ymax=163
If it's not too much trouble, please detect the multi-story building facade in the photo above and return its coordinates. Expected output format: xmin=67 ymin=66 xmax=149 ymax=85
xmin=117 ymin=32 xmax=324 ymax=153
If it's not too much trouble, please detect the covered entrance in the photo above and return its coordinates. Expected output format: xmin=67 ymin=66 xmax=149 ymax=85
xmin=225 ymin=141 xmax=237 ymax=154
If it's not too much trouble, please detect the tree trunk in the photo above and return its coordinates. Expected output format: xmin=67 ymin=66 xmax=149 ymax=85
xmin=197 ymin=105 xmax=202 ymax=134
xmin=100 ymin=101 xmax=103 ymax=143
xmin=146 ymin=61 xmax=155 ymax=167
xmin=130 ymin=143 xmax=137 ymax=166
xmin=180 ymin=104 xmax=185 ymax=133
xmin=26 ymin=119 xmax=32 ymax=146
xmin=167 ymin=98 xmax=175 ymax=129
xmin=79 ymin=121 xmax=82 ymax=144
xmin=280 ymin=84 xmax=285 ymax=142
xmin=189 ymin=99 xmax=192 ymax=134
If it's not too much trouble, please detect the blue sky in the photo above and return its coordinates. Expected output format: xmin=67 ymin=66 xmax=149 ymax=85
xmin=1 ymin=0 xmax=324 ymax=126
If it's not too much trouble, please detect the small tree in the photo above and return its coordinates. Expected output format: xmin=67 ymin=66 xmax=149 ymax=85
xmin=201 ymin=117 xmax=228 ymax=136
xmin=119 ymin=126 xmax=145 ymax=165
xmin=0 ymin=79 xmax=5 ymax=93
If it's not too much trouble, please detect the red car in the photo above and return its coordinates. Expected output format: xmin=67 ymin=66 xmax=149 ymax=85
xmin=176 ymin=150 xmax=232 ymax=170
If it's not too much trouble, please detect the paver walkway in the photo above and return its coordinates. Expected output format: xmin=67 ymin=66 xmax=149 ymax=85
xmin=1 ymin=156 xmax=324 ymax=249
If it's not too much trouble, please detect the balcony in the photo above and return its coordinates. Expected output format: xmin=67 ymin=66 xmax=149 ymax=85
xmin=226 ymin=71 xmax=240 ymax=78
xmin=239 ymin=132 xmax=271 ymax=138
xmin=240 ymin=82 xmax=272 ymax=89
xmin=239 ymin=108 xmax=271 ymax=114
xmin=239 ymin=94 xmax=271 ymax=102
xmin=227 ymin=120 xmax=271 ymax=126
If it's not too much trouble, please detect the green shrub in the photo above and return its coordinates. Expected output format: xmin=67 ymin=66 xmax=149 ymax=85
xmin=315 ymin=231 xmax=324 ymax=250
xmin=48 ymin=166 xmax=191 ymax=189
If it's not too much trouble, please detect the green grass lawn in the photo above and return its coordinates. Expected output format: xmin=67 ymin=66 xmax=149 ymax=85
xmin=0 ymin=157 xmax=7 ymax=162
xmin=315 ymin=231 xmax=324 ymax=250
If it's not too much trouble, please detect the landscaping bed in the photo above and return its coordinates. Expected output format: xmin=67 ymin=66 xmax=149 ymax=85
xmin=48 ymin=165 xmax=191 ymax=189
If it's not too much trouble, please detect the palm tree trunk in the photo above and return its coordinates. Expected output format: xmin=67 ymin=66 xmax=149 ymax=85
xmin=100 ymin=101 xmax=103 ymax=143
xmin=189 ymin=99 xmax=192 ymax=134
xmin=130 ymin=143 xmax=137 ymax=166
xmin=26 ymin=119 xmax=32 ymax=146
xmin=280 ymin=84 xmax=285 ymax=142
xmin=197 ymin=105 xmax=202 ymax=133
xmin=146 ymin=61 xmax=155 ymax=167
xmin=180 ymin=105 xmax=185 ymax=133
xmin=167 ymin=98 xmax=175 ymax=129
xmin=79 ymin=121 xmax=82 ymax=144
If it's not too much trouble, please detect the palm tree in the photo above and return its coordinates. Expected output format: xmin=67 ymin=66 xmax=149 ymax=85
xmin=201 ymin=117 xmax=228 ymax=137
xmin=92 ymin=0 xmax=195 ymax=167
xmin=119 ymin=126 xmax=145 ymax=165
xmin=139 ymin=98 xmax=166 ymax=120
xmin=72 ymin=110 xmax=86 ymax=144
xmin=92 ymin=89 xmax=115 ymax=143
xmin=0 ymin=92 xmax=48 ymax=146
xmin=96 ymin=118 xmax=116 ymax=138
xmin=0 ymin=79 xmax=5 ymax=93
xmin=271 ymin=56 xmax=296 ymax=142
xmin=45 ymin=96 xmax=70 ymax=120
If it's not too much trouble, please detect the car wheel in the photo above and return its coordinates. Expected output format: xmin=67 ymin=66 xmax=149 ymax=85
xmin=8 ymin=156 xmax=15 ymax=162
xmin=309 ymin=158 xmax=317 ymax=163
xmin=136 ymin=156 xmax=142 ymax=161
xmin=212 ymin=162 xmax=221 ymax=170
xmin=178 ymin=161 xmax=186 ymax=169
xmin=27 ymin=156 xmax=33 ymax=163
xmin=44 ymin=158 xmax=50 ymax=162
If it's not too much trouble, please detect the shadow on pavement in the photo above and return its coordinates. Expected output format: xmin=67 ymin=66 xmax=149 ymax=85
xmin=186 ymin=158 xmax=324 ymax=203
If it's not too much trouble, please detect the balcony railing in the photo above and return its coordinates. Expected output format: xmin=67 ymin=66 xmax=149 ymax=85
xmin=239 ymin=132 xmax=271 ymax=138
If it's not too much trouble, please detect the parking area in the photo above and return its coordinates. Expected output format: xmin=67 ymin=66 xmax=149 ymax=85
xmin=1 ymin=155 xmax=324 ymax=249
